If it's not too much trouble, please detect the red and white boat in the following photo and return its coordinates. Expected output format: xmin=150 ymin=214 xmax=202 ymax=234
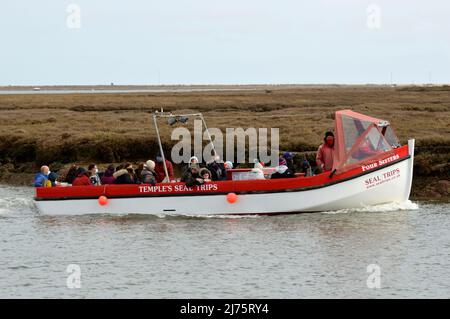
xmin=34 ymin=110 xmax=414 ymax=216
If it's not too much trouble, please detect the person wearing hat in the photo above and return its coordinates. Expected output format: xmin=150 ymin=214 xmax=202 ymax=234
xmin=271 ymin=158 xmax=295 ymax=179
xmin=316 ymin=131 xmax=335 ymax=172
xmin=281 ymin=152 xmax=296 ymax=172
xmin=140 ymin=160 xmax=157 ymax=185
xmin=249 ymin=161 xmax=265 ymax=180
xmin=199 ymin=168 xmax=212 ymax=182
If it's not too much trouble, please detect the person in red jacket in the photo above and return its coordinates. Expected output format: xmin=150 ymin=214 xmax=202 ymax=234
xmin=72 ymin=167 xmax=92 ymax=186
xmin=154 ymin=153 xmax=174 ymax=183
xmin=316 ymin=131 xmax=335 ymax=172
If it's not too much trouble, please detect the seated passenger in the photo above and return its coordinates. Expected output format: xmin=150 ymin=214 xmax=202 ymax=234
xmin=316 ymin=131 xmax=335 ymax=172
xmin=64 ymin=164 xmax=78 ymax=184
xmin=34 ymin=165 xmax=50 ymax=187
xmin=224 ymin=161 xmax=233 ymax=170
xmin=155 ymin=153 xmax=174 ymax=183
xmin=271 ymin=159 xmax=295 ymax=179
xmin=181 ymin=155 xmax=200 ymax=176
xmin=48 ymin=171 xmax=59 ymax=186
xmin=141 ymin=160 xmax=157 ymax=185
xmin=199 ymin=168 xmax=212 ymax=182
xmin=181 ymin=163 xmax=204 ymax=187
xmin=281 ymin=152 xmax=296 ymax=172
xmin=114 ymin=163 xmax=139 ymax=184
xmin=248 ymin=162 xmax=265 ymax=180
xmin=72 ymin=167 xmax=92 ymax=186
xmin=206 ymin=155 xmax=226 ymax=181
xmin=300 ymin=159 xmax=313 ymax=177
xmin=88 ymin=163 xmax=101 ymax=186
xmin=101 ymin=165 xmax=116 ymax=185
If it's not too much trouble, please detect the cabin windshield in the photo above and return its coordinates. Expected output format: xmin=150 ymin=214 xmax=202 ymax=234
xmin=333 ymin=110 xmax=400 ymax=173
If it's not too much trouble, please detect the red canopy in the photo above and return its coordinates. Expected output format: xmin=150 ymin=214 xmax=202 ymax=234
xmin=333 ymin=110 xmax=400 ymax=173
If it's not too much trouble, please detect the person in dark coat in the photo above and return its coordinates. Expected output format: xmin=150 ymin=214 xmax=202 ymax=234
xmin=206 ymin=156 xmax=227 ymax=181
xmin=281 ymin=152 xmax=296 ymax=172
xmin=114 ymin=163 xmax=139 ymax=184
xmin=270 ymin=161 xmax=295 ymax=179
xmin=101 ymin=165 xmax=116 ymax=185
xmin=181 ymin=163 xmax=204 ymax=187
xmin=64 ymin=164 xmax=78 ymax=184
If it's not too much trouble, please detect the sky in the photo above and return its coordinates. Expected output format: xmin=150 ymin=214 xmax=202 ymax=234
xmin=0 ymin=0 xmax=449 ymax=85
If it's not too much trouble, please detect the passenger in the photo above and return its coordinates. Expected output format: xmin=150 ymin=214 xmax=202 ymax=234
xmin=72 ymin=167 xmax=92 ymax=186
xmin=271 ymin=159 xmax=295 ymax=179
xmin=182 ymin=155 xmax=201 ymax=176
xmin=48 ymin=171 xmax=59 ymax=186
xmin=88 ymin=163 xmax=101 ymax=186
xmin=224 ymin=161 xmax=233 ymax=170
xmin=141 ymin=160 xmax=157 ymax=185
xmin=135 ymin=163 xmax=144 ymax=180
xmin=114 ymin=163 xmax=139 ymax=184
xmin=199 ymin=168 xmax=212 ymax=182
xmin=101 ymin=165 xmax=116 ymax=185
xmin=34 ymin=165 xmax=50 ymax=187
xmin=316 ymin=131 xmax=335 ymax=172
xmin=300 ymin=159 xmax=313 ymax=177
xmin=249 ymin=162 xmax=265 ymax=180
xmin=64 ymin=164 xmax=78 ymax=184
xmin=181 ymin=163 xmax=204 ymax=187
xmin=189 ymin=156 xmax=199 ymax=165
xmin=155 ymin=152 xmax=174 ymax=183
xmin=282 ymin=152 xmax=296 ymax=172
xmin=206 ymin=155 xmax=226 ymax=181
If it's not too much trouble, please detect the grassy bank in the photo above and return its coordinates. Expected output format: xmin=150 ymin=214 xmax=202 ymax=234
xmin=0 ymin=85 xmax=449 ymax=200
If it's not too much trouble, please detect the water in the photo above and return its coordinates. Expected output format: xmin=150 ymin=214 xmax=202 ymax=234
xmin=1 ymin=185 xmax=449 ymax=298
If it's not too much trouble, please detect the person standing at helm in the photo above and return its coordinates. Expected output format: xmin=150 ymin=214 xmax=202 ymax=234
xmin=316 ymin=131 xmax=335 ymax=172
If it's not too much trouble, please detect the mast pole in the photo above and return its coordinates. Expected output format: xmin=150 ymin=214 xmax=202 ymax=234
xmin=200 ymin=113 xmax=217 ymax=158
xmin=153 ymin=113 xmax=170 ymax=182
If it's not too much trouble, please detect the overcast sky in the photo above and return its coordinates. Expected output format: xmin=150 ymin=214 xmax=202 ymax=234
xmin=1 ymin=0 xmax=449 ymax=85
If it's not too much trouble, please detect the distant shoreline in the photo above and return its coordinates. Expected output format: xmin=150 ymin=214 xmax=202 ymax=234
xmin=1 ymin=83 xmax=448 ymax=94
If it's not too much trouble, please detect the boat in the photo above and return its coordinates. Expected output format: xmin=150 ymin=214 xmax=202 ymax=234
xmin=34 ymin=110 xmax=414 ymax=216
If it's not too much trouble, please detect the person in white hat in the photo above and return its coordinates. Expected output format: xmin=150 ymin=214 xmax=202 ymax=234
xmin=141 ymin=160 xmax=157 ymax=185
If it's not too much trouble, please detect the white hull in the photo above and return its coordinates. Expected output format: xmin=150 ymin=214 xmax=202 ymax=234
xmin=34 ymin=141 xmax=415 ymax=216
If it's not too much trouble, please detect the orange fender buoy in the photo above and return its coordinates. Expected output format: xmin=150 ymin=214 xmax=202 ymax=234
xmin=98 ymin=195 xmax=108 ymax=206
xmin=226 ymin=192 xmax=238 ymax=204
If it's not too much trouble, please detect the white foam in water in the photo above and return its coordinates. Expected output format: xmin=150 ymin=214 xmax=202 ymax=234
xmin=322 ymin=200 xmax=419 ymax=214
xmin=0 ymin=197 xmax=36 ymax=216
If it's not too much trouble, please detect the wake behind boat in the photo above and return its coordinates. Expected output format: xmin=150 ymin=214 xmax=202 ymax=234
xmin=34 ymin=110 xmax=414 ymax=216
